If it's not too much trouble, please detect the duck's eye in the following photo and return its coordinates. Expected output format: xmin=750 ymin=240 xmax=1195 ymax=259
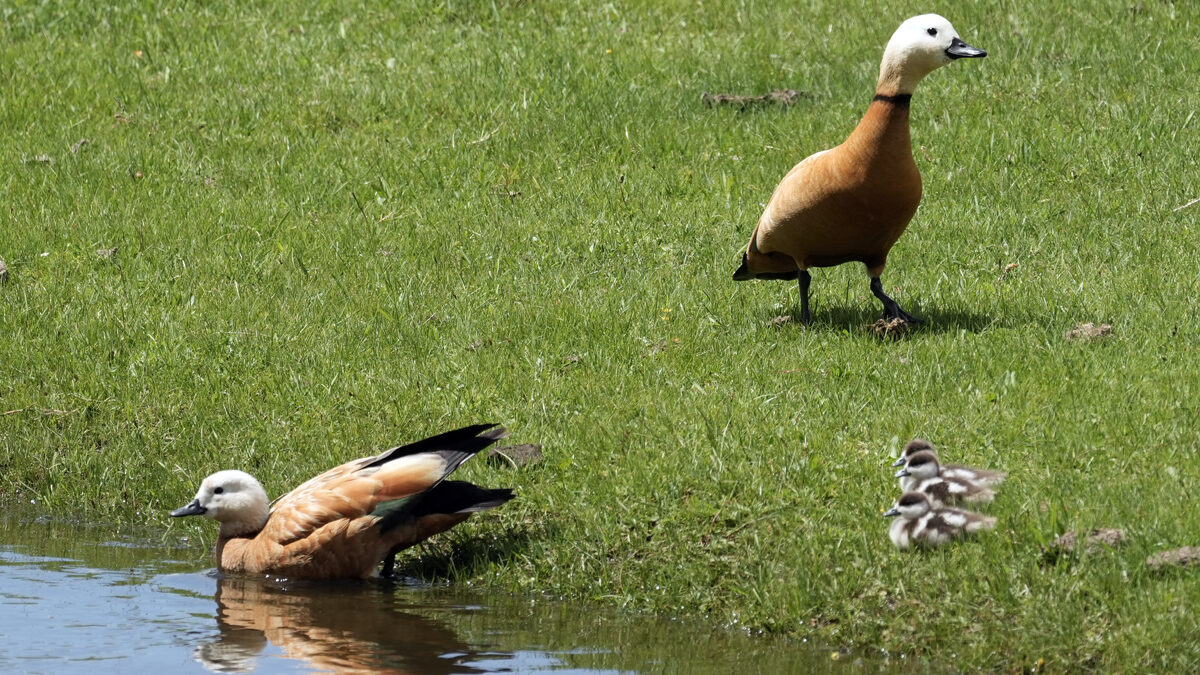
xmin=213 ymin=487 xmax=224 ymax=495
xmin=926 ymin=27 xmax=938 ymax=37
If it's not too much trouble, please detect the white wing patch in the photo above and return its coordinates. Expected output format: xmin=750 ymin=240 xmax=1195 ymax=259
xmin=890 ymin=519 xmax=911 ymax=549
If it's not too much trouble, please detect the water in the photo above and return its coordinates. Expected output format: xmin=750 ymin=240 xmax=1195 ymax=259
xmin=0 ymin=509 xmax=892 ymax=674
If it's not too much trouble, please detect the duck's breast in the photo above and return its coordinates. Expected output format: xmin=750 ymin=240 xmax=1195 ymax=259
xmin=754 ymin=138 xmax=921 ymax=269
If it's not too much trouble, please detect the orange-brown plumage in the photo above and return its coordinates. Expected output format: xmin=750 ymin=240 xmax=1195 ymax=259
xmin=172 ymin=424 xmax=514 ymax=580
xmin=733 ymin=14 xmax=985 ymax=324
xmin=750 ymin=101 xmax=921 ymax=277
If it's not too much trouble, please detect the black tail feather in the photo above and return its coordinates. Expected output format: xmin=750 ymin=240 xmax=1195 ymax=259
xmin=363 ymin=424 xmax=507 ymax=473
xmin=415 ymin=481 xmax=515 ymax=516
xmin=379 ymin=481 xmax=515 ymax=532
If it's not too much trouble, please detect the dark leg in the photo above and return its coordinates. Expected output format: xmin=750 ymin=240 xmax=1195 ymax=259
xmin=870 ymin=277 xmax=923 ymax=324
xmin=380 ymin=551 xmax=396 ymax=578
xmin=798 ymin=270 xmax=813 ymax=324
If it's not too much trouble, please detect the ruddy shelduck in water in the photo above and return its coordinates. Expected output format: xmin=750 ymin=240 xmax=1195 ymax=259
xmin=171 ymin=424 xmax=514 ymax=580
xmin=733 ymin=14 xmax=986 ymax=324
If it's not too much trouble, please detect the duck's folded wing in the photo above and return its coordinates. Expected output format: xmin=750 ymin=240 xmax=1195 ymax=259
xmin=260 ymin=425 xmax=507 ymax=545
xmin=261 ymin=453 xmax=452 ymax=545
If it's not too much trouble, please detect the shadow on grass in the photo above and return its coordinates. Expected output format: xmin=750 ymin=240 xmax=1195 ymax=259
xmin=760 ymin=302 xmax=1004 ymax=335
xmin=388 ymin=523 xmax=542 ymax=582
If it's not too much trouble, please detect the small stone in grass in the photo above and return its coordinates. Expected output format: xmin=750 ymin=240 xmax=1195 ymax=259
xmin=0 ymin=258 xmax=8 ymax=282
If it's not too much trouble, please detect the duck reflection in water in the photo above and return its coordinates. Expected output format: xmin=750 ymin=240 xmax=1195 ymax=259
xmin=194 ymin=575 xmax=486 ymax=674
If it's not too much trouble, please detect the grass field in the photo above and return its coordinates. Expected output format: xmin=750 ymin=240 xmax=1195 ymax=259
xmin=3 ymin=0 xmax=1200 ymax=669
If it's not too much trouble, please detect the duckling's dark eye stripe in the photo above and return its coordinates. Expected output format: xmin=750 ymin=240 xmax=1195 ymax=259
xmin=872 ymin=93 xmax=912 ymax=107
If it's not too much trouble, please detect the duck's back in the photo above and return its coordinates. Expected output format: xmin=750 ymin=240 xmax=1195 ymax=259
xmin=218 ymin=495 xmax=393 ymax=579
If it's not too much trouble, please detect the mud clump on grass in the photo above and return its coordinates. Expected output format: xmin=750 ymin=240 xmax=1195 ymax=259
xmin=487 ymin=444 xmax=543 ymax=469
xmin=1146 ymin=546 xmax=1200 ymax=571
xmin=871 ymin=318 xmax=911 ymax=339
xmin=1050 ymin=528 xmax=1126 ymax=555
xmin=701 ymin=89 xmax=805 ymax=109
xmin=1064 ymin=322 xmax=1112 ymax=341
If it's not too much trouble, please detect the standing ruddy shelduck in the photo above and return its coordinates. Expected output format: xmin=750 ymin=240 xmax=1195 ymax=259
xmin=892 ymin=438 xmax=1006 ymax=486
xmin=883 ymin=491 xmax=996 ymax=549
xmin=170 ymin=424 xmax=514 ymax=580
xmin=733 ymin=14 xmax=986 ymax=323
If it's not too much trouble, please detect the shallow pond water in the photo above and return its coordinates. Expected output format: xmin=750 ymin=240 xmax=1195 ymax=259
xmin=0 ymin=509 xmax=901 ymax=673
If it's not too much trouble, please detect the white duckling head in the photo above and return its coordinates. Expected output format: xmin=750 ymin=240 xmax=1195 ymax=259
xmin=878 ymin=14 xmax=986 ymax=95
xmin=895 ymin=449 xmax=941 ymax=482
xmin=170 ymin=469 xmax=270 ymax=537
xmin=883 ymin=491 xmax=933 ymax=520
xmin=892 ymin=438 xmax=936 ymax=467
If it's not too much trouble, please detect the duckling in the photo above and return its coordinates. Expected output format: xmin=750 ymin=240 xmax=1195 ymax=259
xmin=883 ymin=491 xmax=996 ymax=549
xmin=170 ymin=424 xmax=514 ymax=580
xmin=892 ymin=438 xmax=1006 ymax=486
xmin=733 ymin=15 xmax=986 ymax=324
xmin=895 ymin=450 xmax=996 ymax=507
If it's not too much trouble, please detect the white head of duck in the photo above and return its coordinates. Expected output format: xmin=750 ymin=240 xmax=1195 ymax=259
xmin=171 ymin=469 xmax=270 ymax=538
xmin=878 ymin=14 xmax=987 ymax=95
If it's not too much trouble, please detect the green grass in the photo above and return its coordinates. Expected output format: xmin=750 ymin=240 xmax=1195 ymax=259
xmin=3 ymin=0 xmax=1200 ymax=669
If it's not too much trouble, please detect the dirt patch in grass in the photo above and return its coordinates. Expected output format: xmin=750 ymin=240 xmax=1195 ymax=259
xmin=1050 ymin=528 xmax=1126 ymax=555
xmin=871 ymin=318 xmax=911 ymax=339
xmin=1146 ymin=546 xmax=1200 ymax=571
xmin=1064 ymin=322 xmax=1113 ymax=341
xmin=701 ymin=89 xmax=805 ymax=108
xmin=487 ymin=444 xmax=544 ymax=469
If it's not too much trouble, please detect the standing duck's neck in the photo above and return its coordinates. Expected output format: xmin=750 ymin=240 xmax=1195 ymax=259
xmin=842 ymin=91 xmax=914 ymax=166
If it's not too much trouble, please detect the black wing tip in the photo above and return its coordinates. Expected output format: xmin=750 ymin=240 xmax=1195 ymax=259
xmin=480 ymin=425 xmax=509 ymax=441
xmin=429 ymin=423 xmax=509 ymax=445
xmin=733 ymin=252 xmax=801 ymax=281
xmin=457 ymin=487 xmax=516 ymax=513
xmin=401 ymin=481 xmax=515 ymax=520
xmin=732 ymin=252 xmax=752 ymax=281
xmin=367 ymin=423 xmax=511 ymax=468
